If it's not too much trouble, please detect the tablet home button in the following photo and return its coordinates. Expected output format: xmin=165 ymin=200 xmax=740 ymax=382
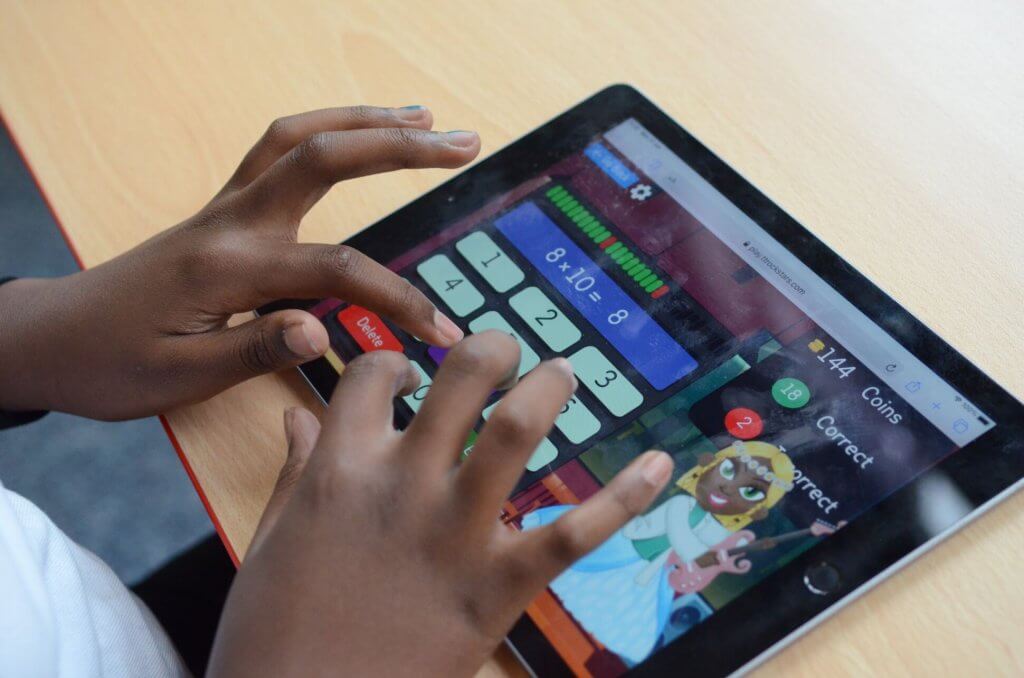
xmin=803 ymin=562 xmax=841 ymax=595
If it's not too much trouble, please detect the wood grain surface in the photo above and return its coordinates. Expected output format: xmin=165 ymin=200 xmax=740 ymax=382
xmin=2 ymin=1 xmax=1022 ymax=675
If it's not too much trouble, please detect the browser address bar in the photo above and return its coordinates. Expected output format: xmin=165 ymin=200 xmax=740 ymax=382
xmin=604 ymin=118 xmax=993 ymax=446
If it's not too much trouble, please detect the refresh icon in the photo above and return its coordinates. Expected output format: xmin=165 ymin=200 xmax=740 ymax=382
xmin=883 ymin=361 xmax=902 ymax=375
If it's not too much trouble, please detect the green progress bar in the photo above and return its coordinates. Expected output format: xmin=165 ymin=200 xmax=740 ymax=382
xmin=545 ymin=185 xmax=665 ymax=298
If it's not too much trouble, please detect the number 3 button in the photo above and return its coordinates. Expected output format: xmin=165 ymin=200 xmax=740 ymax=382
xmin=567 ymin=346 xmax=643 ymax=417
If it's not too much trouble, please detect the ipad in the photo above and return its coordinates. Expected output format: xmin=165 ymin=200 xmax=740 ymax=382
xmin=259 ymin=85 xmax=1024 ymax=676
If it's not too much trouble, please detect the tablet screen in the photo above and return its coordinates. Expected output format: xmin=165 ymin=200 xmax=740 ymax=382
xmin=306 ymin=118 xmax=996 ymax=676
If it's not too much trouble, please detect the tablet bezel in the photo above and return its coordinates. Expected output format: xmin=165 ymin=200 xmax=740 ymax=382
xmin=260 ymin=85 xmax=1024 ymax=676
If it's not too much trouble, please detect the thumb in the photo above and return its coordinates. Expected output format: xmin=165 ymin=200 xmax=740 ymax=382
xmin=249 ymin=407 xmax=321 ymax=554
xmin=210 ymin=309 xmax=330 ymax=384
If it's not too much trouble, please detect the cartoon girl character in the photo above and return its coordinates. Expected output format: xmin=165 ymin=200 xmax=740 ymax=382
xmin=521 ymin=441 xmax=794 ymax=665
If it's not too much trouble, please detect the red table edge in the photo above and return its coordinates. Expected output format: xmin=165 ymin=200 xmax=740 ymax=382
xmin=159 ymin=417 xmax=240 ymax=566
xmin=1 ymin=111 xmax=241 ymax=568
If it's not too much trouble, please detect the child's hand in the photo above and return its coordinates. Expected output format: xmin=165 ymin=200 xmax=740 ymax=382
xmin=0 ymin=106 xmax=478 ymax=419
xmin=208 ymin=333 xmax=674 ymax=677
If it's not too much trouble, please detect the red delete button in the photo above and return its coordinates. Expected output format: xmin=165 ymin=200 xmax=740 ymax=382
xmin=337 ymin=305 xmax=403 ymax=353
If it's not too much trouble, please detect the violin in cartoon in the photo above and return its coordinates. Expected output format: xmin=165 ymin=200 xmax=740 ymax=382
xmin=665 ymin=518 xmax=840 ymax=594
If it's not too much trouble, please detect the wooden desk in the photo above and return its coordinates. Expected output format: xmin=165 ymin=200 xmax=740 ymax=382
xmin=3 ymin=1 xmax=1022 ymax=674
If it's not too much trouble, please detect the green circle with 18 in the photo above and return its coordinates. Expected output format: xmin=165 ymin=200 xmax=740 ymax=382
xmin=772 ymin=377 xmax=811 ymax=409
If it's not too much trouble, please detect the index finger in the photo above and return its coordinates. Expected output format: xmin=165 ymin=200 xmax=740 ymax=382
xmin=239 ymin=127 xmax=481 ymax=222
xmin=251 ymin=242 xmax=464 ymax=348
xmin=221 ymin=105 xmax=435 ymax=195
xmin=316 ymin=350 xmax=420 ymax=453
xmin=517 ymin=451 xmax=673 ymax=585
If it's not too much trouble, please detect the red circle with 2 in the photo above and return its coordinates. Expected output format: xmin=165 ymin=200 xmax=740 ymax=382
xmin=725 ymin=407 xmax=763 ymax=440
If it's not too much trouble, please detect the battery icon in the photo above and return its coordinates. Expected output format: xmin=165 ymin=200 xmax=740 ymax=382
xmin=978 ymin=415 xmax=990 ymax=426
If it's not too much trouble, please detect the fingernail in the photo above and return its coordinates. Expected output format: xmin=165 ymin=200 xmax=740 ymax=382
xmin=641 ymin=452 xmax=673 ymax=487
xmin=551 ymin=357 xmax=578 ymax=389
xmin=283 ymin=407 xmax=296 ymax=443
xmin=444 ymin=130 xmax=478 ymax=148
xmin=395 ymin=105 xmax=428 ymax=121
xmin=433 ymin=309 xmax=464 ymax=345
xmin=283 ymin=322 xmax=321 ymax=358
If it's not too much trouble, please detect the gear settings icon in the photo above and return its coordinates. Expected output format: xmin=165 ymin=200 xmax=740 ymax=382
xmin=629 ymin=183 xmax=653 ymax=201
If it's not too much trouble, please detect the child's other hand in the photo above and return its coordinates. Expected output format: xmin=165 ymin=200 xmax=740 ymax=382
xmin=208 ymin=334 xmax=674 ymax=677
xmin=0 ymin=106 xmax=478 ymax=419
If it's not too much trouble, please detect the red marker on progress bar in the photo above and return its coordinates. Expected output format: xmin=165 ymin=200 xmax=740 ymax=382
xmin=337 ymin=305 xmax=403 ymax=353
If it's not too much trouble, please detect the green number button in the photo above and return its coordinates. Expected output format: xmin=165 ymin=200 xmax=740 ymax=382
xmin=401 ymin=360 xmax=432 ymax=413
xmin=568 ymin=346 xmax=643 ymax=417
xmin=468 ymin=311 xmax=540 ymax=377
xmin=772 ymin=377 xmax=811 ymax=409
xmin=509 ymin=286 xmax=582 ymax=352
xmin=459 ymin=431 xmax=478 ymax=461
xmin=524 ymin=438 xmax=558 ymax=471
xmin=482 ymin=402 xmax=559 ymax=471
xmin=555 ymin=396 xmax=601 ymax=444
xmin=455 ymin=231 xmax=524 ymax=293
xmin=417 ymin=254 xmax=484 ymax=317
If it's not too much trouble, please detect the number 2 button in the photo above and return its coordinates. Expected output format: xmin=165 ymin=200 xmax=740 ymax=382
xmin=509 ymin=286 xmax=582 ymax=352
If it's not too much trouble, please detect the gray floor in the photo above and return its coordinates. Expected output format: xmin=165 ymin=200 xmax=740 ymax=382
xmin=0 ymin=125 xmax=212 ymax=583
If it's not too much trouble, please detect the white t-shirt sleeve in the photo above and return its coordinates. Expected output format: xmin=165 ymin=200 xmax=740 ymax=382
xmin=0 ymin=479 xmax=188 ymax=677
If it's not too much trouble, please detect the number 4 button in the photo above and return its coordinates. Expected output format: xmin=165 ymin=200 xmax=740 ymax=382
xmin=417 ymin=254 xmax=484 ymax=317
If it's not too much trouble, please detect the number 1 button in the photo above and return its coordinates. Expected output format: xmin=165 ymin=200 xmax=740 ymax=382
xmin=417 ymin=254 xmax=484 ymax=317
xmin=455 ymin=232 xmax=524 ymax=293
